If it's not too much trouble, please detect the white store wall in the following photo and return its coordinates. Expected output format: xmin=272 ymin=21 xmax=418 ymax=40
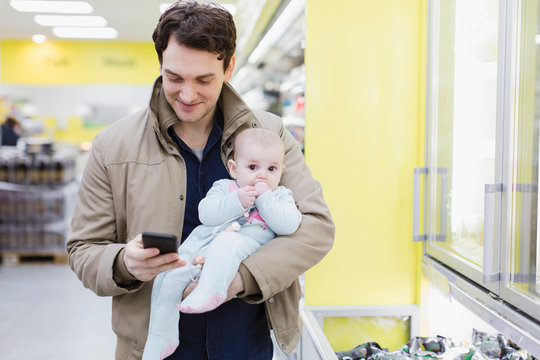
xmin=1 ymin=84 xmax=152 ymax=127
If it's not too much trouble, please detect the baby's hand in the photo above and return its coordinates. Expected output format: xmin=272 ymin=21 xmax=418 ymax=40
xmin=237 ymin=186 xmax=257 ymax=208
xmin=254 ymin=182 xmax=270 ymax=196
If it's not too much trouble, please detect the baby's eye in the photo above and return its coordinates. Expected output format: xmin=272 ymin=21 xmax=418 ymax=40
xmin=268 ymin=166 xmax=277 ymax=172
xmin=249 ymin=165 xmax=257 ymax=170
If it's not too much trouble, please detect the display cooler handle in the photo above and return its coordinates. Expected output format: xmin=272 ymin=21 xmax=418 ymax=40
xmin=413 ymin=167 xmax=447 ymax=242
xmin=413 ymin=167 xmax=427 ymax=242
xmin=483 ymin=183 xmax=502 ymax=285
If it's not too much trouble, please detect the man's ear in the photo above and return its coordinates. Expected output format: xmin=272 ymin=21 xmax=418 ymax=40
xmin=228 ymin=159 xmax=237 ymax=178
xmin=224 ymin=55 xmax=236 ymax=82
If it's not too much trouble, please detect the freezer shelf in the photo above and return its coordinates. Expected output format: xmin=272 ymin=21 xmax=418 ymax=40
xmin=299 ymin=304 xmax=420 ymax=360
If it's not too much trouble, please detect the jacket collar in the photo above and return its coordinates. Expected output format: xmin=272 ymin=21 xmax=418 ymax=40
xmin=149 ymin=76 xmax=177 ymax=138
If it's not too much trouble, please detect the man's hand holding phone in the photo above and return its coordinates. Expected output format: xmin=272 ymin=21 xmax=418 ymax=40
xmin=123 ymin=233 xmax=185 ymax=282
xmin=141 ymin=232 xmax=178 ymax=254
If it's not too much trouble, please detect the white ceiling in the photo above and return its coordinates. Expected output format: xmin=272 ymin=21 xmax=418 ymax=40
xmin=0 ymin=0 xmax=240 ymax=42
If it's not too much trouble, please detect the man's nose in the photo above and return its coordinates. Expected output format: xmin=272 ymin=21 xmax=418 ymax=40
xmin=180 ymin=83 xmax=197 ymax=102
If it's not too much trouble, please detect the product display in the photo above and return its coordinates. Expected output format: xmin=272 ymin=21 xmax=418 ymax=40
xmin=0 ymin=142 xmax=78 ymax=252
xmin=336 ymin=330 xmax=534 ymax=360
xmin=0 ymin=143 xmax=76 ymax=185
xmin=335 ymin=342 xmax=387 ymax=360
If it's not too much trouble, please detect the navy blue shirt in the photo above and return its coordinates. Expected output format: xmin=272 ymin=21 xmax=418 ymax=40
xmin=166 ymin=109 xmax=273 ymax=360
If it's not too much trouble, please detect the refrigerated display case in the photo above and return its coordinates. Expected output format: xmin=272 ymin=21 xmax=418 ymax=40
xmin=414 ymin=0 xmax=540 ymax=357
xmin=294 ymin=0 xmax=540 ymax=358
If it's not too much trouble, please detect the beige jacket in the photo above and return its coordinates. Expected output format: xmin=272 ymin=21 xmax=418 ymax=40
xmin=67 ymin=77 xmax=334 ymax=359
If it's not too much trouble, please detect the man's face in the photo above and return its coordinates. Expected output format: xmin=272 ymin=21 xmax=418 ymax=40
xmin=160 ymin=37 xmax=235 ymax=125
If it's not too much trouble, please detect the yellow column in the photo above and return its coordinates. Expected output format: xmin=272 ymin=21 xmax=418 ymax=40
xmin=304 ymin=0 xmax=426 ymax=350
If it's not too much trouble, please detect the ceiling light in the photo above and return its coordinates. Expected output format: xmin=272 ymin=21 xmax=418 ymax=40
xmin=34 ymin=15 xmax=107 ymax=27
xmin=32 ymin=34 xmax=47 ymax=44
xmin=52 ymin=26 xmax=118 ymax=39
xmin=159 ymin=2 xmax=236 ymax=16
xmin=10 ymin=1 xmax=93 ymax=14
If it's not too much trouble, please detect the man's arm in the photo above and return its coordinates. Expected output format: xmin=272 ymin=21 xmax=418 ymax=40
xmin=66 ymin=135 xmax=183 ymax=296
xmin=67 ymin=135 xmax=140 ymax=296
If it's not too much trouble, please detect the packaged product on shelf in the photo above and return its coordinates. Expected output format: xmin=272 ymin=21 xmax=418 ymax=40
xmin=0 ymin=182 xmax=77 ymax=252
xmin=0 ymin=140 xmax=79 ymax=252
xmin=0 ymin=159 xmax=7 ymax=182
xmin=335 ymin=330 xmax=534 ymax=360
xmin=336 ymin=341 xmax=385 ymax=360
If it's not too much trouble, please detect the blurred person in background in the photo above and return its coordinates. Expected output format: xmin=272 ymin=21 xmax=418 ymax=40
xmin=1 ymin=115 xmax=20 ymax=146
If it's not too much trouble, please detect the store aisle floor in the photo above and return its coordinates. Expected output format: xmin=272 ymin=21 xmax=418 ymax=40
xmin=0 ymin=263 xmax=294 ymax=360
xmin=0 ymin=263 xmax=115 ymax=359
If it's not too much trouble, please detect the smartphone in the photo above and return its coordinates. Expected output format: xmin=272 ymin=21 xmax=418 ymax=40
xmin=141 ymin=232 xmax=178 ymax=254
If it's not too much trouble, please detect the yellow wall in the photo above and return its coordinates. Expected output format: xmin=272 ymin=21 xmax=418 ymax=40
xmin=304 ymin=0 xmax=427 ymax=350
xmin=304 ymin=0 xmax=426 ymax=307
xmin=1 ymin=40 xmax=158 ymax=84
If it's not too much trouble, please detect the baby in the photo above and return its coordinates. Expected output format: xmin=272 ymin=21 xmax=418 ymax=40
xmin=143 ymin=127 xmax=302 ymax=359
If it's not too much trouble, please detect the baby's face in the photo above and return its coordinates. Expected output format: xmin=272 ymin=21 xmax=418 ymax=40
xmin=231 ymin=143 xmax=284 ymax=191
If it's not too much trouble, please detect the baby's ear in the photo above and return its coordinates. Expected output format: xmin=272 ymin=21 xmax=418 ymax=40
xmin=228 ymin=159 xmax=237 ymax=179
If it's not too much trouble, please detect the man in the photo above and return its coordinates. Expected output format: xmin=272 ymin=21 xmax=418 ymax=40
xmin=67 ymin=1 xmax=334 ymax=359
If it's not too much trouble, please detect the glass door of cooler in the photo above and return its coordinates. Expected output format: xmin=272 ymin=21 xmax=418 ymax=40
xmin=419 ymin=0 xmax=503 ymax=293
xmin=498 ymin=0 xmax=540 ymax=321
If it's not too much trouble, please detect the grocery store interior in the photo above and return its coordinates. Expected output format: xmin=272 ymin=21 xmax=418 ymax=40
xmin=1 ymin=0 xmax=540 ymax=359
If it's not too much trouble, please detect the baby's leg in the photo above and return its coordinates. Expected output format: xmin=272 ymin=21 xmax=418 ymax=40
xmin=143 ymin=265 xmax=192 ymax=360
xmin=178 ymin=231 xmax=260 ymax=313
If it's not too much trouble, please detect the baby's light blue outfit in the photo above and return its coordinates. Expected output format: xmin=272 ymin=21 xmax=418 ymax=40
xmin=143 ymin=179 xmax=302 ymax=359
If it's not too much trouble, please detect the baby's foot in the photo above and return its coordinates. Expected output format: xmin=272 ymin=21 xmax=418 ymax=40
xmin=178 ymin=293 xmax=226 ymax=313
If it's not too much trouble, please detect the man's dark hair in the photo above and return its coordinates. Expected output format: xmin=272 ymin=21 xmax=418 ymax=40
xmin=152 ymin=1 xmax=236 ymax=71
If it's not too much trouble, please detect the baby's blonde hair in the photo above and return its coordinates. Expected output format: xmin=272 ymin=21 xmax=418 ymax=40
xmin=234 ymin=128 xmax=285 ymax=161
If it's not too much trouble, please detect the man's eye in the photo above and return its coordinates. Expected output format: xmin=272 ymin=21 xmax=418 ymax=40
xmin=249 ymin=165 xmax=257 ymax=170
